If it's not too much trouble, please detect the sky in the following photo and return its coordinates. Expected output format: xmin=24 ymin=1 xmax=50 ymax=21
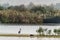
xmin=0 ymin=0 xmax=60 ymax=6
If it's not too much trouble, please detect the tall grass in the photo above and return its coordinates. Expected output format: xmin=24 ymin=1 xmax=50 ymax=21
xmin=0 ymin=9 xmax=43 ymax=24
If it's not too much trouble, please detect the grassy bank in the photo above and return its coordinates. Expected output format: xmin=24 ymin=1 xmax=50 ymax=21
xmin=0 ymin=34 xmax=60 ymax=38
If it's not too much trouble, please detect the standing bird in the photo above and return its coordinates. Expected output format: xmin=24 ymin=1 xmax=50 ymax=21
xmin=18 ymin=28 xmax=21 ymax=34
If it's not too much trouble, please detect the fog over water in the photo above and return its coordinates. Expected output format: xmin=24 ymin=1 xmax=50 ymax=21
xmin=0 ymin=24 xmax=60 ymax=34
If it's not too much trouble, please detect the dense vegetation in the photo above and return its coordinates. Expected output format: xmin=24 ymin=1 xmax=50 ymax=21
xmin=36 ymin=27 xmax=60 ymax=35
xmin=0 ymin=10 xmax=43 ymax=24
xmin=0 ymin=3 xmax=59 ymax=24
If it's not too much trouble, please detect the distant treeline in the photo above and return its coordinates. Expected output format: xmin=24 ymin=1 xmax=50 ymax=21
xmin=0 ymin=3 xmax=59 ymax=24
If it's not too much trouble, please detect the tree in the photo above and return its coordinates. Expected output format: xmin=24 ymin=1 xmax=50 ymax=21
xmin=0 ymin=6 xmax=4 ymax=10
xmin=44 ymin=28 xmax=47 ymax=31
xmin=19 ymin=4 xmax=26 ymax=11
xmin=31 ymin=6 xmax=46 ymax=13
xmin=47 ymin=30 xmax=51 ymax=35
xmin=36 ymin=27 xmax=47 ymax=35
xmin=36 ymin=27 xmax=44 ymax=35
xmin=54 ymin=29 xmax=60 ymax=35
xmin=54 ymin=29 xmax=57 ymax=35
xmin=27 ymin=2 xmax=35 ymax=9
xmin=13 ymin=4 xmax=26 ymax=11
xmin=8 ymin=6 xmax=14 ymax=9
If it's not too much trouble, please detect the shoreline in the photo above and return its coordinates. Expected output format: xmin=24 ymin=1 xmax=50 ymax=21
xmin=0 ymin=34 xmax=60 ymax=38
